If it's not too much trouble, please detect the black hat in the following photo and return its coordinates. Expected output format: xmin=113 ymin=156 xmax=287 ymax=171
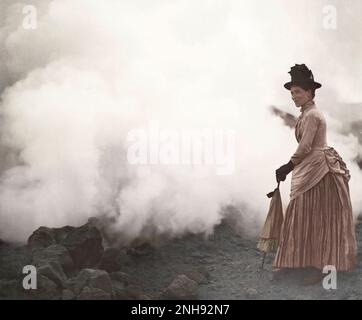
xmin=284 ymin=64 xmax=322 ymax=90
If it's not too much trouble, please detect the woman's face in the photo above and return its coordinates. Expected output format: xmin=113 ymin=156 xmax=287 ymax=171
xmin=290 ymin=86 xmax=312 ymax=107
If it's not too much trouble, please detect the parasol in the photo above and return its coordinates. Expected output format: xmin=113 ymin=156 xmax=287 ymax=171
xmin=257 ymin=181 xmax=284 ymax=269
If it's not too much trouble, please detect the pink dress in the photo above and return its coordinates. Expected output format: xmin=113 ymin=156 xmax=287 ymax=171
xmin=273 ymin=101 xmax=357 ymax=271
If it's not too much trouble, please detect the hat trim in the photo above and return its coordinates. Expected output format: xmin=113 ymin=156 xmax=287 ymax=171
xmin=284 ymin=80 xmax=322 ymax=90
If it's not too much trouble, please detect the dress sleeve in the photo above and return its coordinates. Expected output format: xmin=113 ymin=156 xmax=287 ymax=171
xmin=290 ymin=111 xmax=319 ymax=166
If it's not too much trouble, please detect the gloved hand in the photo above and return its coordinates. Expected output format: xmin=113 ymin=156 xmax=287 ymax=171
xmin=276 ymin=160 xmax=294 ymax=182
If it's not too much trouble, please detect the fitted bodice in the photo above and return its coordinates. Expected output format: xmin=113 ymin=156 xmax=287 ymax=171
xmin=291 ymin=101 xmax=328 ymax=165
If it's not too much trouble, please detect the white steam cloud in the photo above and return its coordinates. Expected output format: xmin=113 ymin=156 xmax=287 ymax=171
xmin=0 ymin=0 xmax=361 ymax=243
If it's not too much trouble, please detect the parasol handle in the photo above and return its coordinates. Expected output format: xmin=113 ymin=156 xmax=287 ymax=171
xmin=267 ymin=181 xmax=280 ymax=198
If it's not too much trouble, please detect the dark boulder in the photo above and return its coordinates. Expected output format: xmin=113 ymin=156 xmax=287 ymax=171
xmin=62 ymin=289 xmax=76 ymax=300
xmin=69 ymin=268 xmax=113 ymax=298
xmin=32 ymin=244 xmax=74 ymax=273
xmin=37 ymin=261 xmax=67 ymax=289
xmin=109 ymin=271 xmax=131 ymax=286
xmin=27 ymin=227 xmax=55 ymax=250
xmin=112 ymin=283 xmax=150 ymax=300
xmin=27 ymin=226 xmax=75 ymax=250
xmin=98 ymin=248 xmax=130 ymax=273
xmin=160 ymin=275 xmax=198 ymax=300
xmin=25 ymin=274 xmax=61 ymax=300
xmin=77 ymin=286 xmax=111 ymax=300
xmin=62 ymin=224 xmax=103 ymax=269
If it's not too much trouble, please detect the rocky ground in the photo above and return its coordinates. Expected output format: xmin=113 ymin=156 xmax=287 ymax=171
xmin=1 ymin=217 xmax=362 ymax=300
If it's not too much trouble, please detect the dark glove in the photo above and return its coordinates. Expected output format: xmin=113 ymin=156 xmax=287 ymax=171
xmin=276 ymin=160 xmax=294 ymax=182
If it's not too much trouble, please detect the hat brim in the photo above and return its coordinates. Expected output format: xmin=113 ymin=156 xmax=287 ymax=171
xmin=284 ymin=81 xmax=322 ymax=90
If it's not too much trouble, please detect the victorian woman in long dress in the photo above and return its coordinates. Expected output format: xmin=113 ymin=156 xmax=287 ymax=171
xmin=273 ymin=64 xmax=357 ymax=285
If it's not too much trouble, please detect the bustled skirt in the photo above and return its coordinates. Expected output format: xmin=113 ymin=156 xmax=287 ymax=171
xmin=273 ymin=172 xmax=357 ymax=271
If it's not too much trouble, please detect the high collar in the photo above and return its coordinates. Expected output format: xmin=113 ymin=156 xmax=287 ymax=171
xmin=300 ymin=100 xmax=316 ymax=114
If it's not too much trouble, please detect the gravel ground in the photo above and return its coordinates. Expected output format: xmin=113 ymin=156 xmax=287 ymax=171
xmin=1 ymin=218 xmax=361 ymax=300
xmin=121 ymin=220 xmax=362 ymax=300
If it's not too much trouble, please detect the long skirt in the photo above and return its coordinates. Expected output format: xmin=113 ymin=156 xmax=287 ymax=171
xmin=273 ymin=172 xmax=358 ymax=271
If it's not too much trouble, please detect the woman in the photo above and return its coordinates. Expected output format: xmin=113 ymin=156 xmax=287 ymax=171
xmin=273 ymin=64 xmax=358 ymax=285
